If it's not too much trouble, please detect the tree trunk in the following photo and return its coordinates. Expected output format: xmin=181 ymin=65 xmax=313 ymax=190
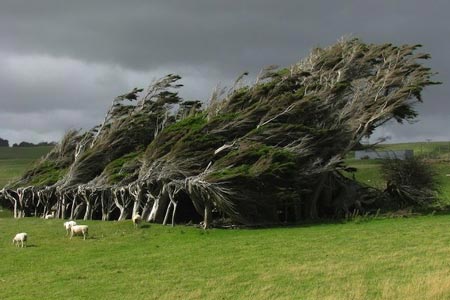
xmin=17 ymin=189 xmax=25 ymax=218
xmin=163 ymin=201 xmax=173 ymax=225
xmin=83 ymin=200 xmax=91 ymax=221
xmin=115 ymin=188 xmax=132 ymax=221
xmin=61 ymin=194 xmax=67 ymax=219
xmin=204 ymin=202 xmax=212 ymax=229
xmin=130 ymin=183 xmax=143 ymax=218
xmin=34 ymin=194 xmax=40 ymax=218
xmin=100 ymin=191 xmax=113 ymax=221
xmin=113 ymin=190 xmax=125 ymax=221
xmin=13 ymin=199 xmax=18 ymax=219
xmin=132 ymin=200 xmax=140 ymax=218
xmin=148 ymin=198 xmax=159 ymax=222
xmin=73 ymin=202 xmax=84 ymax=220
xmin=171 ymin=202 xmax=178 ymax=227
xmin=70 ymin=196 xmax=76 ymax=220
xmin=141 ymin=198 xmax=152 ymax=221
xmin=117 ymin=206 xmax=126 ymax=221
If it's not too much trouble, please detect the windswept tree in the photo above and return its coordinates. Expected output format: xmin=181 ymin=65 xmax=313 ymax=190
xmin=2 ymin=38 xmax=439 ymax=226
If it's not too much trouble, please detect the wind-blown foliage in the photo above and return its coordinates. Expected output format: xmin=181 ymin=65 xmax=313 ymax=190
xmin=0 ymin=38 xmax=439 ymax=226
xmin=382 ymin=157 xmax=439 ymax=208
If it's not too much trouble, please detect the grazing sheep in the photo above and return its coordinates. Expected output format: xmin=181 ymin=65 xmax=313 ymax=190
xmin=70 ymin=225 xmax=89 ymax=240
xmin=63 ymin=221 xmax=77 ymax=235
xmin=12 ymin=233 xmax=28 ymax=248
xmin=45 ymin=211 xmax=55 ymax=219
xmin=132 ymin=214 xmax=142 ymax=228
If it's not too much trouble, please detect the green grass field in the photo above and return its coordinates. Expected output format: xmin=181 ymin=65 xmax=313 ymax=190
xmin=0 ymin=146 xmax=53 ymax=188
xmin=3 ymin=216 xmax=450 ymax=299
xmin=2 ymin=143 xmax=450 ymax=299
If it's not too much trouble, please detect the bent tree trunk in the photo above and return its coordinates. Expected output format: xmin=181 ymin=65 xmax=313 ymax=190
xmin=4 ymin=190 xmax=20 ymax=218
xmin=148 ymin=185 xmax=166 ymax=222
xmin=204 ymin=202 xmax=212 ymax=229
xmin=163 ymin=184 xmax=181 ymax=226
xmin=148 ymin=198 xmax=159 ymax=222
xmin=69 ymin=194 xmax=77 ymax=220
xmin=73 ymin=203 xmax=85 ymax=220
xmin=113 ymin=188 xmax=132 ymax=221
xmin=100 ymin=190 xmax=114 ymax=221
xmin=141 ymin=195 xmax=154 ymax=221
xmin=60 ymin=193 xmax=67 ymax=219
xmin=113 ymin=189 xmax=126 ymax=221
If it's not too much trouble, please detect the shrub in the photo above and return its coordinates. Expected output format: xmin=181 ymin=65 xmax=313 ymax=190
xmin=381 ymin=157 xmax=439 ymax=208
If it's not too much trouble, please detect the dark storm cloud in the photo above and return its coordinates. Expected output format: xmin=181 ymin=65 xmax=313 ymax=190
xmin=0 ymin=0 xmax=449 ymax=143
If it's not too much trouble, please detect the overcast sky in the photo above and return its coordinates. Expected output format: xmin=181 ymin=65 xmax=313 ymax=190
xmin=0 ymin=0 xmax=449 ymax=144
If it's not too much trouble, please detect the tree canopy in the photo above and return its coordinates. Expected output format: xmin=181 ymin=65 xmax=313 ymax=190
xmin=0 ymin=38 xmax=439 ymax=227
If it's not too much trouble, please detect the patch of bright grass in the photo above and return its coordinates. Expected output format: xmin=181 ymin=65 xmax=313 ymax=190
xmin=2 ymin=216 xmax=450 ymax=299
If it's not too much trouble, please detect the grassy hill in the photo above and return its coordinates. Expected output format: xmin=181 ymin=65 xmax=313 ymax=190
xmin=0 ymin=146 xmax=53 ymax=188
xmin=3 ymin=216 xmax=450 ymax=299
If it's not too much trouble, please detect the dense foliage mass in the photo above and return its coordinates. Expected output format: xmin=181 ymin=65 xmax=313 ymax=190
xmin=382 ymin=157 xmax=439 ymax=208
xmin=0 ymin=38 xmax=439 ymax=226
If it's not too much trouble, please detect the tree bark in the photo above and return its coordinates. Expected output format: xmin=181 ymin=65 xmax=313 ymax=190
xmin=69 ymin=194 xmax=77 ymax=220
xmin=148 ymin=198 xmax=159 ymax=222
xmin=204 ymin=202 xmax=212 ymax=229
xmin=61 ymin=194 xmax=67 ymax=219
xmin=163 ymin=201 xmax=173 ymax=225
xmin=171 ymin=202 xmax=178 ymax=227
xmin=83 ymin=200 xmax=91 ymax=221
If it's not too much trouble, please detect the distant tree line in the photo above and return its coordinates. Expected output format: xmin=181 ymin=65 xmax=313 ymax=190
xmin=0 ymin=138 xmax=56 ymax=148
xmin=0 ymin=138 xmax=8 ymax=147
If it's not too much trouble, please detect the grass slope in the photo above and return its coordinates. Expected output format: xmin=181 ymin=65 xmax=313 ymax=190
xmin=0 ymin=146 xmax=53 ymax=188
xmin=2 ymin=216 xmax=450 ymax=299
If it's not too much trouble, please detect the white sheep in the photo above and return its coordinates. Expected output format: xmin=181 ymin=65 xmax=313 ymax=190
xmin=63 ymin=221 xmax=77 ymax=235
xmin=70 ymin=225 xmax=89 ymax=240
xmin=12 ymin=232 xmax=28 ymax=248
xmin=45 ymin=211 xmax=55 ymax=219
xmin=132 ymin=214 xmax=142 ymax=228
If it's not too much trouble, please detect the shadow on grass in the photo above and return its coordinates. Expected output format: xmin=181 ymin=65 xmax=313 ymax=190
xmin=241 ymin=219 xmax=347 ymax=230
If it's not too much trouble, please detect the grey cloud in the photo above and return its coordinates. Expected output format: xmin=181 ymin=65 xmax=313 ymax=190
xmin=0 ymin=52 xmax=227 ymax=143
xmin=0 ymin=128 xmax=62 ymax=145
xmin=0 ymin=110 xmax=96 ymax=144
xmin=373 ymin=115 xmax=450 ymax=143
xmin=0 ymin=53 xmax=223 ymax=114
xmin=1 ymin=1 xmax=448 ymax=73
xmin=0 ymin=0 xmax=449 ymax=143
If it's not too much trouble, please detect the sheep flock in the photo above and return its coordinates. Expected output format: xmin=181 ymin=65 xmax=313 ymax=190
xmin=11 ymin=216 xmax=145 ymax=248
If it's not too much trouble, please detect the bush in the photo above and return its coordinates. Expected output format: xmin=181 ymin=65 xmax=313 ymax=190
xmin=381 ymin=157 xmax=439 ymax=208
